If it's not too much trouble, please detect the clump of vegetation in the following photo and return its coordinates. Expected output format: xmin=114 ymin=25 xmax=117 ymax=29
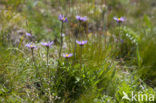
xmin=0 ymin=0 xmax=156 ymax=103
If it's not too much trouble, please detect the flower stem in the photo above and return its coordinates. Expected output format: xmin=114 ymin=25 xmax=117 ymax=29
xmin=74 ymin=21 xmax=81 ymax=61
xmin=118 ymin=23 xmax=121 ymax=57
xmin=31 ymin=48 xmax=35 ymax=63
xmin=59 ymin=21 xmax=64 ymax=59
xmin=80 ymin=46 xmax=83 ymax=69
xmin=47 ymin=47 xmax=49 ymax=66
xmin=47 ymin=47 xmax=50 ymax=78
xmin=57 ymin=21 xmax=64 ymax=77
xmin=118 ymin=23 xmax=121 ymax=40
xmin=31 ymin=48 xmax=37 ymax=78
xmin=47 ymin=47 xmax=52 ymax=89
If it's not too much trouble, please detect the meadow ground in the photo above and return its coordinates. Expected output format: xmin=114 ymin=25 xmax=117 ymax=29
xmin=0 ymin=0 xmax=156 ymax=103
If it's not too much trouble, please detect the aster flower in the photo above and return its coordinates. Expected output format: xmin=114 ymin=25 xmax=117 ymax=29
xmin=113 ymin=17 xmax=125 ymax=23
xmin=58 ymin=15 xmax=67 ymax=58
xmin=76 ymin=16 xmax=81 ymax=20
xmin=76 ymin=40 xmax=87 ymax=46
xmin=26 ymin=32 xmax=32 ymax=37
xmin=25 ymin=43 xmax=36 ymax=63
xmin=76 ymin=16 xmax=87 ymax=22
xmin=58 ymin=14 xmax=68 ymax=22
xmin=41 ymin=41 xmax=54 ymax=48
xmin=120 ymin=39 xmax=124 ymax=43
xmin=63 ymin=53 xmax=73 ymax=58
xmin=25 ymin=43 xmax=36 ymax=49
xmin=61 ymin=33 xmax=65 ymax=37
xmin=41 ymin=41 xmax=53 ymax=77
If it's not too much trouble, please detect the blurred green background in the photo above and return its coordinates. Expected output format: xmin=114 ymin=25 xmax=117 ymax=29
xmin=0 ymin=0 xmax=156 ymax=102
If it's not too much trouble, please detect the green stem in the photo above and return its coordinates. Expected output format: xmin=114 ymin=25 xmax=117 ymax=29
xmin=31 ymin=48 xmax=37 ymax=78
xmin=59 ymin=21 xmax=64 ymax=59
xmin=31 ymin=48 xmax=35 ymax=64
xmin=56 ymin=21 xmax=64 ymax=78
xmin=74 ymin=21 xmax=81 ymax=61
xmin=47 ymin=47 xmax=50 ymax=79
xmin=118 ymin=23 xmax=122 ymax=58
xmin=80 ymin=46 xmax=83 ymax=69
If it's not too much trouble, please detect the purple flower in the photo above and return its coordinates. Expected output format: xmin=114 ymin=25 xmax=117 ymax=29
xmin=113 ymin=17 xmax=125 ymax=23
xmin=76 ymin=16 xmax=81 ymax=20
xmin=58 ymin=14 xmax=68 ymax=22
xmin=120 ymin=39 xmax=124 ymax=43
xmin=76 ymin=16 xmax=87 ymax=22
xmin=61 ymin=33 xmax=65 ymax=37
xmin=26 ymin=32 xmax=32 ymax=37
xmin=25 ymin=43 xmax=36 ymax=49
xmin=76 ymin=40 xmax=87 ymax=46
xmin=63 ymin=53 xmax=73 ymax=58
xmin=41 ymin=41 xmax=54 ymax=47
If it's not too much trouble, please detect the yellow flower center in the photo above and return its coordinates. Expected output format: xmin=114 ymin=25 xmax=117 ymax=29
xmin=66 ymin=54 xmax=69 ymax=57
xmin=30 ymin=45 xmax=33 ymax=47
xmin=63 ymin=17 xmax=65 ymax=21
xmin=118 ymin=18 xmax=121 ymax=20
